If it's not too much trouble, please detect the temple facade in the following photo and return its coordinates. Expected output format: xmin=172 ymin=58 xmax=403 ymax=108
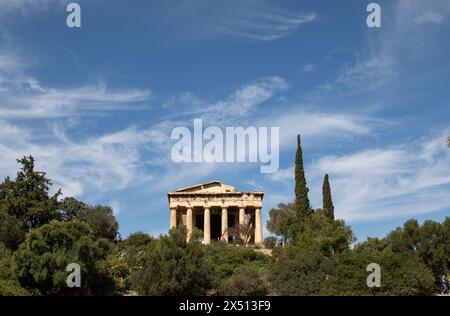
xmin=167 ymin=181 xmax=264 ymax=245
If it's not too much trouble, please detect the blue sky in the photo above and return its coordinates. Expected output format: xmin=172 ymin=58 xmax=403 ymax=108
xmin=0 ymin=0 xmax=449 ymax=242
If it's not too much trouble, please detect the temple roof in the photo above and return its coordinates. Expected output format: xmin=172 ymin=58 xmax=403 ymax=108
xmin=168 ymin=180 xmax=264 ymax=195
xmin=169 ymin=181 xmax=236 ymax=194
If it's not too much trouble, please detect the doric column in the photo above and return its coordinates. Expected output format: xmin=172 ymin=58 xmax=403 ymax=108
xmin=239 ymin=207 xmax=245 ymax=241
xmin=204 ymin=207 xmax=211 ymax=245
xmin=221 ymin=207 xmax=228 ymax=242
xmin=193 ymin=210 xmax=196 ymax=228
xmin=187 ymin=207 xmax=193 ymax=239
xmin=255 ymin=208 xmax=263 ymax=245
xmin=170 ymin=207 xmax=177 ymax=229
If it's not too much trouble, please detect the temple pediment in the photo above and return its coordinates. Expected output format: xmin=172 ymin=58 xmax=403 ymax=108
xmin=171 ymin=181 xmax=237 ymax=194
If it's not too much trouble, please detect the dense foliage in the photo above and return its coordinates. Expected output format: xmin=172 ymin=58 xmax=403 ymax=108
xmin=266 ymin=135 xmax=447 ymax=296
xmin=203 ymin=242 xmax=275 ymax=290
xmin=0 ymin=153 xmax=448 ymax=296
xmin=218 ymin=266 xmax=271 ymax=296
xmin=14 ymin=221 xmax=115 ymax=295
xmin=129 ymin=227 xmax=211 ymax=296
xmin=294 ymin=135 xmax=311 ymax=220
xmin=0 ymin=157 xmax=117 ymax=296
xmin=322 ymin=174 xmax=334 ymax=220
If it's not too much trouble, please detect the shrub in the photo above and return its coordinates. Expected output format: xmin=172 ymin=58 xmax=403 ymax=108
xmin=130 ymin=226 xmax=212 ymax=295
xmin=0 ymin=279 xmax=30 ymax=296
xmin=204 ymin=242 xmax=275 ymax=289
xmin=13 ymin=220 xmax=115 ymax=295
xmin=264 ymin=237 xmax=278 ymax=249
xmin=218 ymin=266 xmax=271 ymax=296
xmin=270 ymin=250 xmax=335 ymax=295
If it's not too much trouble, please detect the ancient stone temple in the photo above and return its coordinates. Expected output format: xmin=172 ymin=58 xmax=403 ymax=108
xmin=167 ymin=181 xmax=264 ymax=245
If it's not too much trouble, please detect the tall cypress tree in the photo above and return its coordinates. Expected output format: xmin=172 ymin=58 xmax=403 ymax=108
xmin=294 ymin=135 xmax=310 ymax=218
xmin=322 ymin=174 xmax=334 ymax=220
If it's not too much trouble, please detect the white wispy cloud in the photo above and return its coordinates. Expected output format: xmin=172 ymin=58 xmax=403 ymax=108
xmin=0 ymin=52 xmax=152 ymax=119
xmin=0 ymin=69 xmax=288 ymax=200
xmin=309 ymin=0 xmax=450 ymax=100
xmin=415 ymin=11 xmax=445 ymax=25
xmin=307 ymin=131 xmax=450 ymax=222
xmin=0 ymin=50 xmax=154 ymax=197
xmin=216 ymin=11 xmax=317 ymax=41
xmin=163 ymin=76 xmax=288 ymax=124
xmin=0 ymin=41 xmax=435 ymax=226
xmin=396 ymin=0 xmax=450 ymax=27
xmin=110 ymin=200 xmax=122 ymax=216
xmin=268 ymin=132 xmax=450 ymax=223
xmin=0 ymin=0 xmax=65 ymax=15
xmin=1 ymin=0 xmax=317 ymax=43
xmin=0 ymin=53 xmax=19 ymax=71
xmin=335 ymin=55 xmax=395 ymax=90
xmin=161 ymin=77 xmax=377 ymax=152
xmin=0 ymin=124 xmax=162 ymax=197
xmin=266 ymin=111 xmax=376 ymax=150
xmin=1 ymin=84 xmax=151 ymax=119
xmin=309 ymin=52 xmax=397 ymax=100
xmin=0 ymin=42 xmax=393 ymax=224
xmin=0 ymin=119 xmax=30 ymax=143
xmin=0 ymin=51 xmax=40 ymax=91
xmin=210 ymin=76 xmax=288 ymax=119
xmin=268 ymin=166 xmax=294 ymax=182
xmin=163 ymin=92 xmax=204 ymax=110
xmin=302 ymin=63 xmax=316 ymax=73
xmin=167 ymin=1 xmax=317 ymax=42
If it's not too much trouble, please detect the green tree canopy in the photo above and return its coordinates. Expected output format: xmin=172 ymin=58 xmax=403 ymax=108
xmin=13 ymin=220 xmax=115 ymax=295
xmin=0 ymin=279 xmax=31 ymax=296
xmin=83 ymin=205 xmax=119 ymax=241
xmin=59 ymin=197 xmax=119 ymax=242
xmin=108 ymin=232 xmax=155 ymax=291
xmin=386 ymin=218 xmax=450 ymax=279
xmin=204 ymin=242 xmax=275 ymax=289
xmin=322 ymin=250 xmax=435 ymax=296
xmin=267 ymin=136 xmax=317 ymax=244
xmin=218 ymin=266 xmax=271 ymax=296
xmin=263 ymin=236 xmax=278 ymax=249
xmin=270 ymin=251 xmax=335 ymax=295
xmin=130 ymin=226 xmax=212 ymax=295
xmin=322 ymin=174 xmax=334 ymax=220
xmin=0 ymin=209 xmax=24 ymax=250
xmin=295 ymin=211 xmax=354 ymax=256
xmin=294 ymin=135 xmax=311 ymax=219
xmin=0 ymin=156 xmax=61 ymax=232
xmin=267 ymin=202 xmax=295 ymax=242
xmin=119 ymin=232 xmax=153 ymax=250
